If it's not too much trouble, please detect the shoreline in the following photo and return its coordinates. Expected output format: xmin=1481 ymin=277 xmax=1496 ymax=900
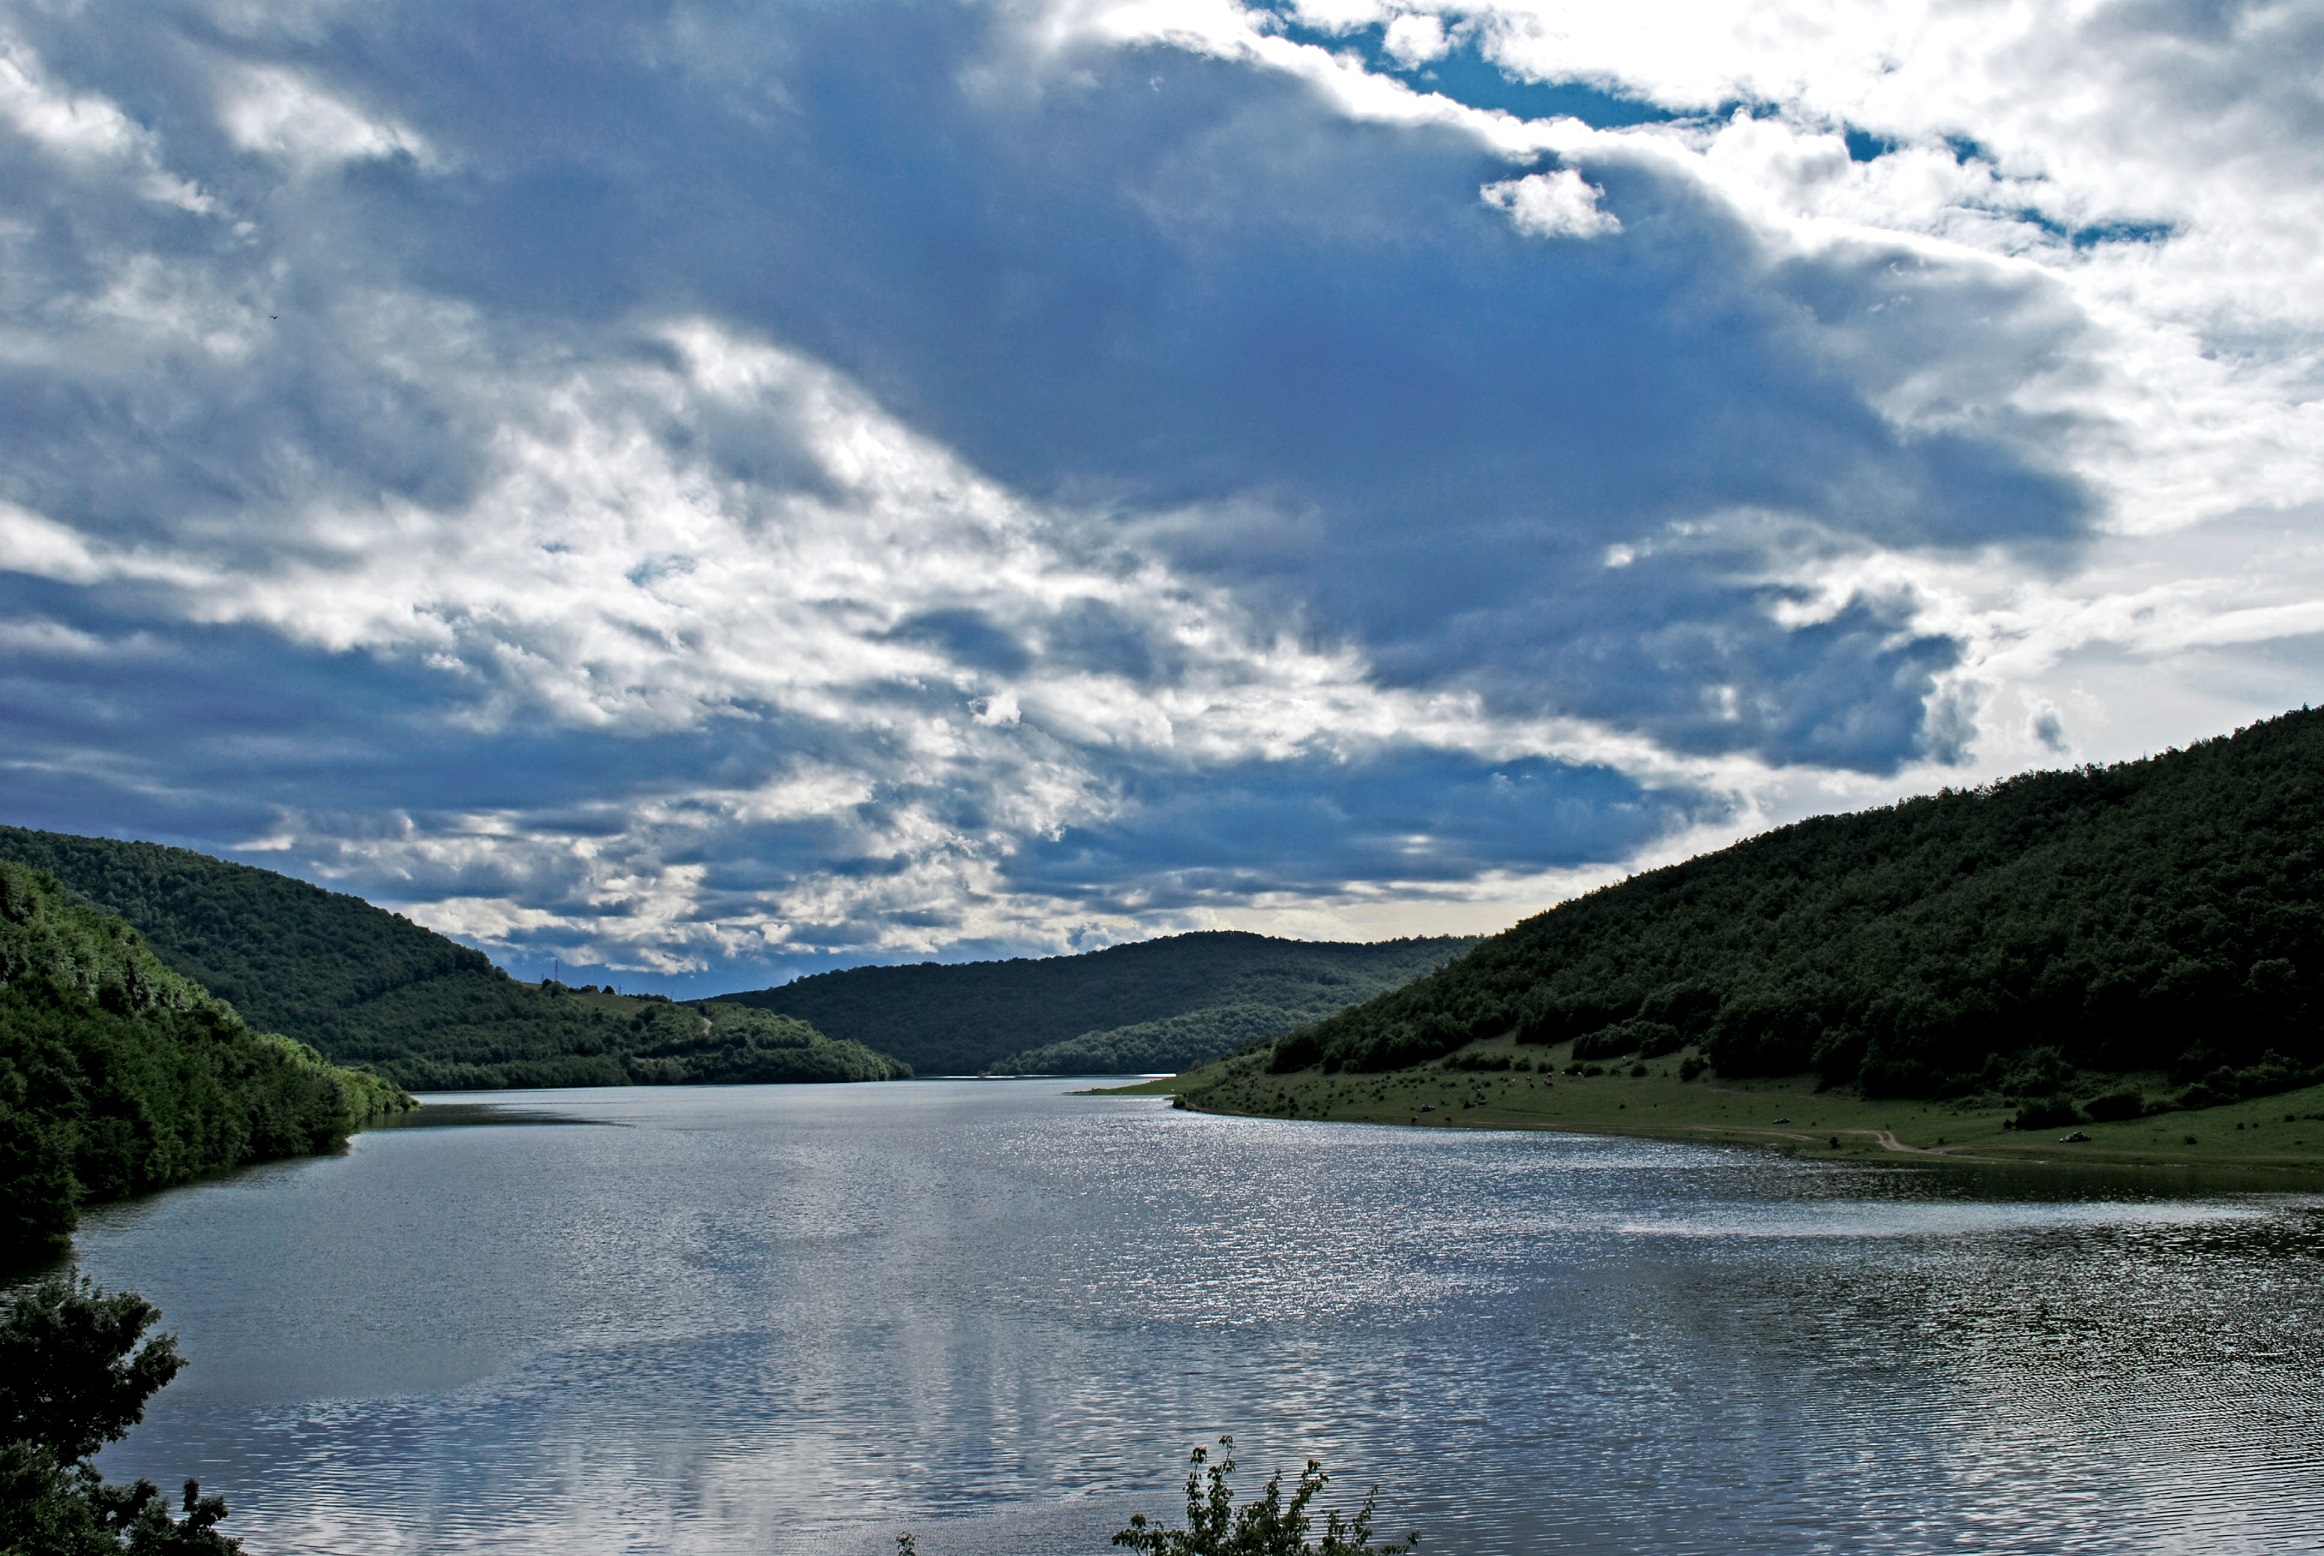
xmin=1092 ymin=1043 xmax=2324 ymax=1183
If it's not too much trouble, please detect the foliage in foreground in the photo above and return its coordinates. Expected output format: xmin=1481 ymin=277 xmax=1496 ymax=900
xmin=1114 ymin=1440 xmax=1417 ymax=1556
xmin=898 ymin=1437 xmax=1416 ymax=1556
xmin=1272 ymin=705 xmax=2324 ymax=1110
xmin=0 ymin=1276 xmax=239 ymax=1554
xmin=0 ymin=861 xmax=413 ymax=1269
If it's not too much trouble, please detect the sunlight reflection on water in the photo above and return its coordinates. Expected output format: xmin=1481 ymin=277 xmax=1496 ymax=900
xmin=73 ymin=1081 xmax=2324 ymax=1555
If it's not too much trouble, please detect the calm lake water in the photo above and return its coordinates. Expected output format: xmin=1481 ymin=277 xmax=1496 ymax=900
xmin=70 ymin=1081 xmax=2324 ymax=1554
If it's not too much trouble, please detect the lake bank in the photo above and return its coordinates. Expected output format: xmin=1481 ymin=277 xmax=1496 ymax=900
xmin=1102 ymin=1040 xmax=2324 ymax=1179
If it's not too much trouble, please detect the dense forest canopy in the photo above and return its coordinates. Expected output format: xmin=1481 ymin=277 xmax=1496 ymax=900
xmin=1274 ymin=706 xmax=2324 ymax=1108
xmin=564 ymin=988 xmax=911 ymax=1087
xmin=0 ymin=830 xmax=906 ymax=1089
xmin=988 ymin=1004 xmax=1344 ymax=1078
xmin=730 ymin=932 xmax=1476 ymax=1076
xmin=0 ymin=861 xmax=410 ymax=1267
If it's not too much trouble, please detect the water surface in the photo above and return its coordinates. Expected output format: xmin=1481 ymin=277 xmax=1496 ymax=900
xmin=75 ymin=1081 xmax=2324 ymax=1553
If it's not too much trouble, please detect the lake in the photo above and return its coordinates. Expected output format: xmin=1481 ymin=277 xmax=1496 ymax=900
xmin=73 ymin=1080 xmax=2324 ymax=1554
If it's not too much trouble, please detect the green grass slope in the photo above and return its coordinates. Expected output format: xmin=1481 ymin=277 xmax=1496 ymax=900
xmin=1266 ymin=705 xmax=2324 ymax=1124
xmin=0 ymin=860 xmax=413 ymax=1267
xmin=0 ymin=829 xmax=907 ymax=1090
xmin=1145 ymin=1035 xmax=2324 ymax=1177
xmin=728 ymin=932 xmax=1477 ymax=1076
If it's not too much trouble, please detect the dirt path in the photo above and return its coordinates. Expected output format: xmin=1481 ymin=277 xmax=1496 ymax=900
xmin=1865 ymin=1128 xmax=1951 ymax=1154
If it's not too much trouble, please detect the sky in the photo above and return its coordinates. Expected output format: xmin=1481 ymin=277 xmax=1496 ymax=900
xmin=1 ymin=0 xmax=2320 ymax=993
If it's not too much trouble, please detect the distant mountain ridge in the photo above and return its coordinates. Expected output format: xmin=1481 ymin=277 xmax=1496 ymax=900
xmin=0 ymin=828 xmax=906 ymax=1090
xmin=0 ymin=827 xmax=1458 ymax=1088
xmin=726 ymin=931 xmax=1478 ymax=1075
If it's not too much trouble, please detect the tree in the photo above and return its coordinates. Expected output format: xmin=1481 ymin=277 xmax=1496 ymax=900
xmin=0 ymin=1277 xmax=241 ymax=1554
xmin=1111 ymin=1438 xmax=1417 ymax=1555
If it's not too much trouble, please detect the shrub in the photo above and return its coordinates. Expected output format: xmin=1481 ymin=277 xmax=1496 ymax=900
xmin=1112 ymin=1438 xmax=1417 ymax=1555
xmin=2011 ymin=1096 xmax=2084 ymax=1131
xmin=1572 ymin=1018 xmax=1684 ymax=1063
xmin=0 ymin=1277 xmax=240 ymax=1553
xmin=2082 ymin=1091 xmax=2146 ymax=1122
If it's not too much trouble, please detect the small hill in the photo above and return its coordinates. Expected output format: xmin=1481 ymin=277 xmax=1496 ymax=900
xmin=726 ymin=932 xmax=1477 ymax=1075
xmin=0 ymin=829 xmax=907 ymax=1090
xmin=0 ymin=860 xmax=411 ymax=1266
xmin=1271 ymin=705 xmax=2324 ymax=1116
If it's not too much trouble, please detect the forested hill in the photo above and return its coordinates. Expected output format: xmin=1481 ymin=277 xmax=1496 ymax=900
xmin=0 ymin=860 xmax=410 ymax=1266
xmin=726 ymin=932 xmax=1476 ymax=1075
xmin=0 ymin=829 xmax=907 ymax=1090
xmin=1274 ymin=705 xmax=2324 ymax=1108
xmin=0 ymin=827 xmax=500 ymax=1042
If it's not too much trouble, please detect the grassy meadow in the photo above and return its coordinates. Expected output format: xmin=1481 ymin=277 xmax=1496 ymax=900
xmin=1100 ymin=1036 xmax=2324 ymax=1177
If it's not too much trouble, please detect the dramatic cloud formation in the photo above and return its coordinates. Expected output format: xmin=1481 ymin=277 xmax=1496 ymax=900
xmin=0 ymin=0 xmax=2318 ymax=986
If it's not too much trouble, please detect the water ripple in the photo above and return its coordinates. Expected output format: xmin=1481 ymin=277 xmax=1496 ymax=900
xmin=72 ymin=1082 xmax=2324 ymax=1555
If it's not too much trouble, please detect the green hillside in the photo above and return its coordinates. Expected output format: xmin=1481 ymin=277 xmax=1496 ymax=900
xmin=989 ymin=1005 xmax=1323 ymax=1076
xmin=1266 ymin=705 xmax=2324 ymax=1121
xmin=0 ymin=829 xmax=907 ymax=1090
xmin=1 ymin=860 xmax=411 ymax=1267
xmin=729 ymin=932 xmax=1476 ymax=1076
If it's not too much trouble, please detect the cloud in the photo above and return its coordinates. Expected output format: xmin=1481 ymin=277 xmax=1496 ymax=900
xmin=0 ymin=34 xmax=210 ymax=209
xmin=1480 ymin=167 xmax=1618 ymax=236
xmin=217 ymin=64 xmax=436 ymax=173
xmin=0 ymin=0 xmax=2316 ymax=982
xmin=1381 ymin=13 xmax=1450 ymax=67
xmin=1007 ymin=746 xmax=1709 ymax=909
xmin=0 ymin=503 xmax=108 ymax=584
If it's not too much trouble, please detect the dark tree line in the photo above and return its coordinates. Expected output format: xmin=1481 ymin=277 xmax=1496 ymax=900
xmin=735 ymin=932 xmax=1475 ymax=1076
xmin=1274 ymin=706 xmax=2324 ymax=1107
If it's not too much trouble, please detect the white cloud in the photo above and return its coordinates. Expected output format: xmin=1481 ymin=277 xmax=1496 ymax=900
xmin=0 ymin=501 xmax=107 ymax=584
xmin=0 ymin=37 xmax=210 ymax=209
xmin=8 ymin=0 xmax=2324 ymax=975
xmin=8 ymin=296 xmax=1767 ymax=967
xmin=219 ymin=64 xmax=436 ymax=172
xmin=1480 ymin=167 xmax=1618 ymax=237
xmin=1059 ymin=0 xmax=2324 ymax=738
xmin=1382 ymin=13 xmax=1450 ymax=65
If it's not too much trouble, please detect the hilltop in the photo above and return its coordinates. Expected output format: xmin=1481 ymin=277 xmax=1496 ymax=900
xmin=0 ymin=829 xmax=906 ymax=1090
xmin=0 ymin=827 xmax=1458 ymax=1088
xmin=1239 ymin=704 xmax=2324 ymax=1127
xmin=725 ymin=931 xmax=1477 ymax=1076
xmin=0 ymin=860 xmax=410 ymax=1265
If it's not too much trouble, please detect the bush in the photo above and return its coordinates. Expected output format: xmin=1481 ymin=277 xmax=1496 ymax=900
xmin=2082 ymin=1091 xmax=2146 ymax=1122
xmin=0 ymin=1277 xmax=240 ymax=1553
xmin=2011 ymin=1096 xmax=2084 ymax=1131
xmin=1112 ymin=1438 xmax=1417 ymax=1556
xmin=1571 ymin=1019 xmax=1684 ymax=1063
